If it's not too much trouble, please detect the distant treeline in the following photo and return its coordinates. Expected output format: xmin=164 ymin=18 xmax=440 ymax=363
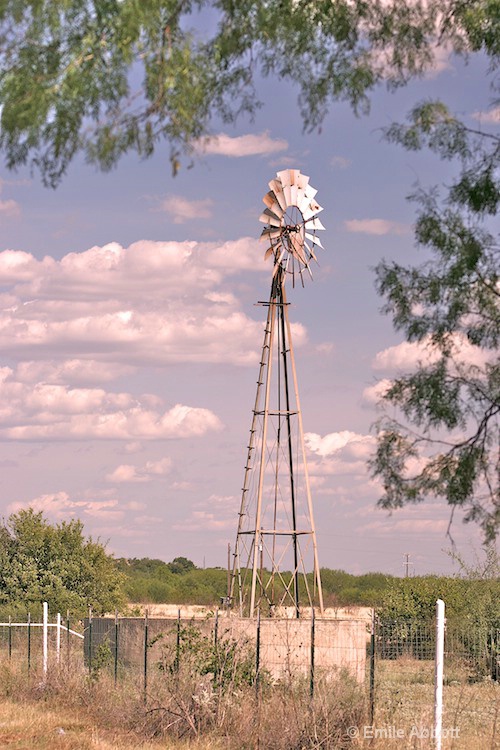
xmin=116 ymin=556 xmax=500 ymax=628
xmin=116 ymin=556 xmax=394 ymax=608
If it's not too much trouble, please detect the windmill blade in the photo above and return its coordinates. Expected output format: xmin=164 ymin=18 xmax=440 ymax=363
xmin=299 ymin=261 xmax=313 ymax=282
xmin=302 ymin=201 xmax=324 ymax=221
xmin=264 ymin=244 xmax=277 ymax=261
xmin=303 ymin=183 xmax=316 ymax=198
xmin=298 ymin=185 xmax=318 ymax=213
xmin=259 ymin=208 xmax=281 ymax=227
xmin=296 ymin=172 xmax=310 ymax=189
xmin=260 ymin=226 xmax=282 ymax=241
xmin=289 ymin=169 xmax=300 ymax=205
xmin=269 ymin=179 xmax=287 ymax=212
xmin=263 ymin=191 xmax=285 ymax=218
xmin=290 ymin=235 xmax=309 ymax=266
xmin=305 ymin=217 xmax=325 ymax=231
xmin=303 ymin=239 xmax=317 ymax=262
xmin=277 ymin=169 xmax=293 ymax=206
xmin=305 ymin=232 xmax=324 ymax=249
xmin=277 ymin=169 xmax=292 ymax=188
xmin=296 ymin=173 xmax=310 ymax=209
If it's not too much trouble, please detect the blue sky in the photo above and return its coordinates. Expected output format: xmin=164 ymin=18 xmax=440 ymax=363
xmin=0 ymin=42 xmax=497 ymax=577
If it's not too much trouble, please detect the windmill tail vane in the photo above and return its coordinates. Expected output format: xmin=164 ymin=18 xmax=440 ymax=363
xmin=231 ymin=169 xmax=326 ymax=618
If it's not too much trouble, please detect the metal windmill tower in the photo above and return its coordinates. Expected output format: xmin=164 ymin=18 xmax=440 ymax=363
xmin=231 ymin=169 xmax=325 ymax=618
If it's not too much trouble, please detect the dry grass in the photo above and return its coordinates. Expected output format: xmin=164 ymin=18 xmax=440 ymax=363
xmin=0 ymin=656 xmax=366 ymax=749
xmin=0 ymin=698 xmax=213 ymax=749
xmin=0 ymin=655 xmax=498 ymax=749
xmin=366 ymin=658 xmax=500 ymax=749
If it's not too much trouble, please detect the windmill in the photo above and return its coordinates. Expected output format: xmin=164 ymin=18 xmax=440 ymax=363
xmin=231 ymin=169 xmax=325 ymax=618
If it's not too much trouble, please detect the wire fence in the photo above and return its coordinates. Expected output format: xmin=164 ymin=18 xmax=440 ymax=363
xmin=83 ymin=609 xmax=368 ymax=697
xmin=374 ymin=618 xmax=499 ymax=680
xmin=1 ymin=607 xmax=498 ymax=696
xmin=0 ymin=614 xmax=83 ymax=672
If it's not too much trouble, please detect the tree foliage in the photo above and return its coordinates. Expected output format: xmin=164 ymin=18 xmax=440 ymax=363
xmin=367 ymin=4 xmax=499 ymax=538
xmin=0 ymin=509 xmax=125 ymax=617
xmin=371 ymin=101 xmax=499 ymax=540
xmin=167 ymin=556 xmax=196 ymax=575
xmin=0 ymin=0 xmax=483 ymax=186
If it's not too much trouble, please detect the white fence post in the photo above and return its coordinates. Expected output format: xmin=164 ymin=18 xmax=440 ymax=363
xmin=42 ymin=601 xmax=48 ymax=677
xmin=434 ymin=599 xmax=445 ymax=750
xmin=56 ymin=612 xmax=61 ymax=664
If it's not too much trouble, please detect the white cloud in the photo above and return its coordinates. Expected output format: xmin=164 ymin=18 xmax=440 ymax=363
xmin=424 ymin=45 xmax=453 ymax=78
xmin=14 ymin=359 xmax=135 ymax=385
xmin=0 ymin=199 xmax=21 ymax=218
xmin=471 ymin=106 xmax=500 ymax=124
xmin=173 ymin=493 xmax=237 ymax=531
xmin=0 ymin=177 xmax=21 ymax=219
xmin=106 ymin=465 xmax=148 ymax=483
xmin=360 ymin=517 xmax=449 ymax=535
xmin=173 ymin=509 xmax=234 ymax=532
xmin=306 ymin=430 xmax=374 ymax=459
xmin=196 ymin=131 xmax=288 ymax=158
xmin=157 ymin=195 xmax=214 ymax=224
xmin=144 ymin=457 xmax=172 ymax=475
xmin=372 ymin=335 xmax=492 ymax=372
xmin=362 ymin=379 xmax=393 ymax=404
xmin=0 ymin=239 xmax=298 ymax=369
xmin=330 ymin=156 xmax=351 ymax=169
xmin=106 ymin=457 xmax=172 ymax=483
xmin=0 ymin=367 xmax=222 ymax=440
xmin=344 ymin=219 xmax=409 ymax=235
xmin=316 ymin=342 xmax=334 ymax=355
xmin=0 ymin=250 xmax=39 ymax=281
xmin=122 ymin=441 xmax=143 ymax=454
xmin=304 ymin=431 xmax=375 ymax=486
xmin=8 ymin=491 xmax=123 ymax=521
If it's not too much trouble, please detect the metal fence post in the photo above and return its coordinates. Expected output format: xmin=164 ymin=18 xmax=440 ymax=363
xmin=56 ymin=612 xmax=61 ymax=664
xmin=66 ymin=612 xmax=70 ymax=663
xmin=143 ymin=610 xmax=149 ymax=703
xmin=310 ymin=607 xmax=315 ymax=698
xmin=27 ymin=612 xmax=31 ymax=673
xmin=214 ymin=607 xmax=219 ymax=648
xmin=490 ymin=628 xmax=499 ymax=682
xmin=175 ymin=608 xmax=181 ymax=673
xmin=42 ymin=602 xmax=48 ymax=677
xmin=369 ymin=609 xmax=376 ymax=725
xmin=495 ymin=630 xmax=499 ymax=682
xmin=88 ymin=607 xmax=93 ymax=675
xmin=8 ymin=615 xmax=12 ymax=661
xmin=114 ymin=611 xmax=119 ymax=686
xmin=434 ymin=599 xmax=445 ymax=750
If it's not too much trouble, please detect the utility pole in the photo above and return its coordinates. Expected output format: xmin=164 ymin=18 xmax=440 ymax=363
xmin=404 ymin=553 xmax=412 ymax=578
